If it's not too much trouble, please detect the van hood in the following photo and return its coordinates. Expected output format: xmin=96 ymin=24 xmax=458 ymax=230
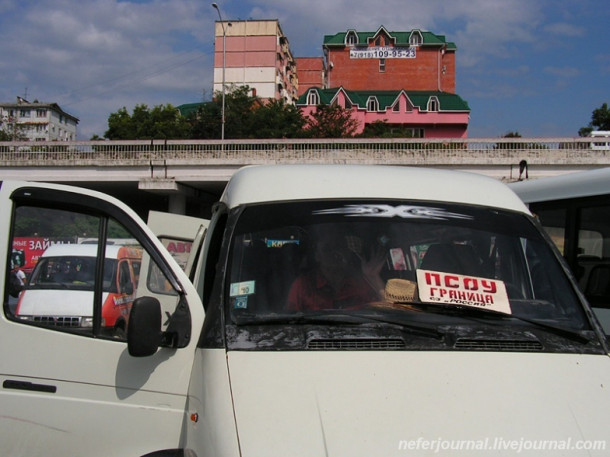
xmin=227 ymin=351 xmax=610 ymax=456
xmin=17 ymin=289 xmax=104 ymax=316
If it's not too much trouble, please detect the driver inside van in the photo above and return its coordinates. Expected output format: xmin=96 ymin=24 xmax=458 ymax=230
xmin=287 ymin=229 xmax=385 ymax=311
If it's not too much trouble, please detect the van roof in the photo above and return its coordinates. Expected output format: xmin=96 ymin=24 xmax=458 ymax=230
xmin=509 ymin=167 xmax=610 ymax=203
xmin=40 ymin=244 xmax=137 ymax=258
xmin=220 ymin=165 xmax=529 ymax=213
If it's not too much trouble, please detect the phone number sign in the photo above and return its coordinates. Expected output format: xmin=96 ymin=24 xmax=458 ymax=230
xmin=350 ymin=46 xmax=416 ymax=59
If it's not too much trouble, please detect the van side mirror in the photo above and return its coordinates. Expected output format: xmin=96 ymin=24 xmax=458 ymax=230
xmin=127 ymin=296 xmax=162 ymax=357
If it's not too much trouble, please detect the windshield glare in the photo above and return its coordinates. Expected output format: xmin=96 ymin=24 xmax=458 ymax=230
xmin=228 ymin=200 xmax=590 ymax=332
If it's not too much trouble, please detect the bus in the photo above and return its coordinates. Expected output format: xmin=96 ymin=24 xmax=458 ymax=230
xmin=510 ymin=167 xmax=610 ymax=335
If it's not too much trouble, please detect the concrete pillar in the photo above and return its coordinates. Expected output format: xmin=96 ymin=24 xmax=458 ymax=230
xmin=168 ymin=192 xmax=186 ymax=215
xmin=139 ymin=178 xmax=187 ymax=215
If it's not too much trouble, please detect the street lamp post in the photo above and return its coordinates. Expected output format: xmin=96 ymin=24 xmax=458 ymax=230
xmin=212 ymin=3 xmax=227 ymax=142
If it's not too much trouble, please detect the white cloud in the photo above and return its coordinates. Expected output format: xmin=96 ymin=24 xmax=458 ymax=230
xmin=0 ymin=0 xmax=215 ymax=138
xmin=543 ymin=22 xmax=585 ymax=37
xmin=250 ymin=0 xmax=545 ymax=66
xmin=544 ymin=66 xmax=580 ymax=78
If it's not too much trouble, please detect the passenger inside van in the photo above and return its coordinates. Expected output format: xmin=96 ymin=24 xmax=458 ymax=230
xmin=287 ymin=228 xmax=385 ymax=311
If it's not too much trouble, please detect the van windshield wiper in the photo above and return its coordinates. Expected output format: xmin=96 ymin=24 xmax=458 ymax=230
xmin=393 ymin=300 xmax=594 ymax=344
xmin=232 ymin=310 xmax=444 ymax=339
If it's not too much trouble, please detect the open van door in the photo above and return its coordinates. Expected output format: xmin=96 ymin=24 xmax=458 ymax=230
xmin=0 ymin=182 xmax=205 ymax=457
xmin=147 ymin=210 xmax=208 ymax=280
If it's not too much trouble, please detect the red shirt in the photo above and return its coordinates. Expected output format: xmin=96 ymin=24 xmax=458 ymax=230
xmin=287 ymin=271 xmax=377 ymax=311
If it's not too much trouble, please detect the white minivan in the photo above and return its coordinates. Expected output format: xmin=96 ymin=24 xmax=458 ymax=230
xmin=16 ymin=243 xmax=142 ymax=337
xmin=1 ymin=165 xmax=609 ymax=456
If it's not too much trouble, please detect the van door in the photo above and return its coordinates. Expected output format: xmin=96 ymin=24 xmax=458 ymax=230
xmin=147 ymin=210 xmax=208 ymax=280
xmin=0 ymin=182 xmax=205 ymax=457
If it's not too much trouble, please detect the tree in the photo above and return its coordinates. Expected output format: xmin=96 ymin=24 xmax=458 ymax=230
xmin=223 ymin=85 xmax=257 ymax=139
xmin=104 ymin=104 xmax=191 ymax=140
xmin=359 ymin=120 xmax=427 ymax=138
xmin=304 ymin=105 xmax=360 ymax=138
xmin=188 ymin=85 xmax=256 ymax=139
xmin=579 ymin=103 xmax=610 ymax=136
xmin=188 ymin=85 xmax=307 ymax=139
xmin=249 ymin=100 xmax=306 ymax=138
xmin=359 ymin=120 xmax=393 ymax=138
xmin=0 ymin=113 xmax=27 ymax=141
xmin=187 ymin=102 xmax=221 ymax=139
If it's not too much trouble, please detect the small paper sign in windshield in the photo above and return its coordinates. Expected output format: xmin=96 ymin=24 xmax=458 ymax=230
xmin=416 ymin=269 xmax=511 ymax=314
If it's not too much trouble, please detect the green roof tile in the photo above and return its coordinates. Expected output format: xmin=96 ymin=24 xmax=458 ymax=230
xmin=177 ymin=102 xmax=207 ymax=117
xmin=324 ymin=28 xmax=456 ymax=50
xmin=297 ymin=88 xmax=470 ymax=112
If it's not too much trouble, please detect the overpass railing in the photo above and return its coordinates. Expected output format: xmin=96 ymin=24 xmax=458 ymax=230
xmin=0 ymin=137 xmax=606 ymax=167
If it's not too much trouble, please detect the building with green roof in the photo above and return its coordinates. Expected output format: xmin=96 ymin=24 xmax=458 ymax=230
xmin=298 ymin=26 xmax=470 ymax=138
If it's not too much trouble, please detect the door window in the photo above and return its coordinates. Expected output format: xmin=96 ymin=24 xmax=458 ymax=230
xmin=5 ymin=203 xmax=182 ymax=342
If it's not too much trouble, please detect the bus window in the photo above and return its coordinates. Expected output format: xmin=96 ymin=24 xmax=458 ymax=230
xmin=579 ymin=205 xmax=610 ymax=258
xmin=533 ymin=207 xmax=567 ymax=255
xmin=578 ymin=205 xmax=610 ymax=325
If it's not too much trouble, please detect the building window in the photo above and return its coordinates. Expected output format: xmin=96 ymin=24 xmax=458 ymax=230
xmin=410 ymin=32 xmax=422 ymax=46
xmin=346 ymin=32 xmax=357 ymax=46
xmin=367 ymin=97 xmax=379 ymax=112
xmin=36 ymin=109 xmax=47 ymax=117
xmin=392 ymin=101 xmax=400 ymax=112
xmin=428 ymin=97 xmax=439 ymax=112
xmin=379 ymin=58 xmax=386 ymax=72
xmin=307 ymin=90 xmax=320 ymax=106
xmin=407 ymin=128 xmax=425 ymax=138
xmin=20 ymin=110 xmax=30 ymax=118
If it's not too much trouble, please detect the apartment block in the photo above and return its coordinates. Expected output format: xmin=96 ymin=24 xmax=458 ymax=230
xmin=0 ymin=97 xmax=79 ymax=141
xmin=213 ymin=19 xmax=298 ymax=104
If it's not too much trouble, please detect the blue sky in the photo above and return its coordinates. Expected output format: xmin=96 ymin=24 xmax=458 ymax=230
xmin=0 ymin=0 xmax=608 ymax=139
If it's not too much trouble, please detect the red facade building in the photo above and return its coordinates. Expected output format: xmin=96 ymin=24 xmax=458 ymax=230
xmin=324 ymin=26 xmax=456 ymax=93
xmin=298 ymin=26 xmax=470 ymax=138
xmin=295 ymin=57 xmax=325 ymax=97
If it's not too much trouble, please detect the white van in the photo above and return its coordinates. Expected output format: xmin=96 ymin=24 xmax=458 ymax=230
xmin=1 ymin=165 xmax=609 ymax=456
xmin=16 ymin=243 xmax=142 ymax=337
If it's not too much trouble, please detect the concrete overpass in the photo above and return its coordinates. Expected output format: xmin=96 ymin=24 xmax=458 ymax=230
xmin=1 ymin=137 xmax=607 ymax=219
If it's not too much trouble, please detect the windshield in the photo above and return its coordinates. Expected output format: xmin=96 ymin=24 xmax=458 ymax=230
xmin=226 ymin=200 xmax=597 ymax=351
xmin=28 ymin=256 xmax=118 ymax=292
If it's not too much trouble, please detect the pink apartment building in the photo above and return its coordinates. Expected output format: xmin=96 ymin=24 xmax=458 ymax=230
xmin=213 ymin=19 xmax=298 ymax=104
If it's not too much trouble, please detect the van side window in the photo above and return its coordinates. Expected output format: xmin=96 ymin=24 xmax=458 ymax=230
xmin=4 ymin=204 xmax=180 ymax=342
xmin=6 ymin=206 xmax=100 ymax=336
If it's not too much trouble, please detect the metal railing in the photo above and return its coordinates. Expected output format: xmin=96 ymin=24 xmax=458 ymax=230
xmin=0 ymin=137 xmax=606 ymax=167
